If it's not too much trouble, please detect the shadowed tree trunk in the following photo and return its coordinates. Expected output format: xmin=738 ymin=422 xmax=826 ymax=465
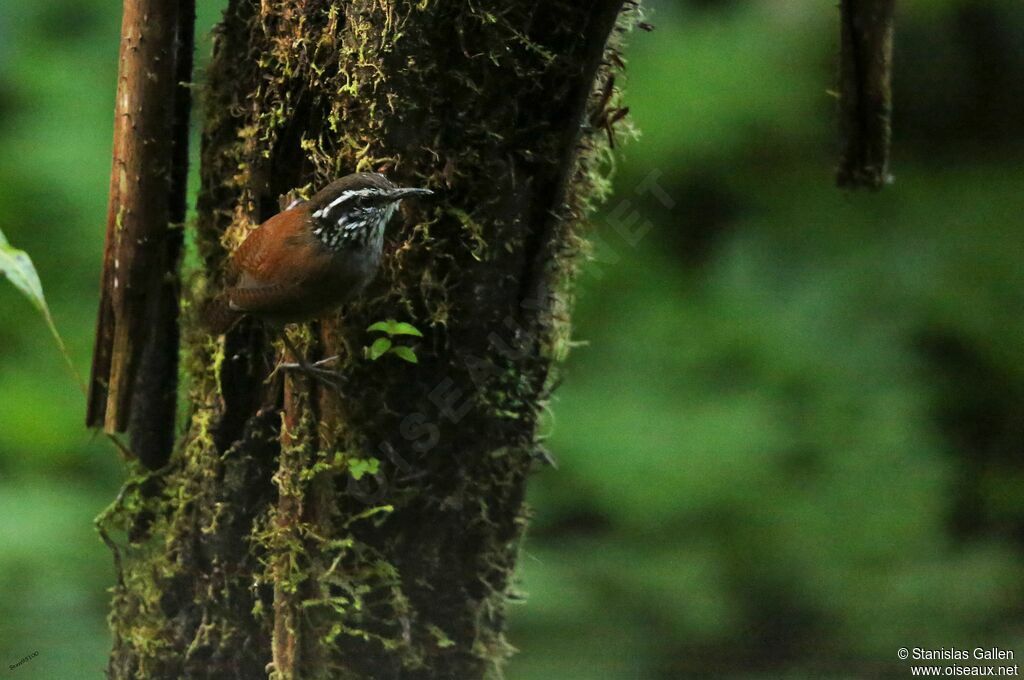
xmin=99 ymin=1 xmax=635 ymax=678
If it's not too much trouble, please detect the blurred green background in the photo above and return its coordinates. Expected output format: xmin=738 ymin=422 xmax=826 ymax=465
xmin=1 ymin=0 xmax=1023 ymax=677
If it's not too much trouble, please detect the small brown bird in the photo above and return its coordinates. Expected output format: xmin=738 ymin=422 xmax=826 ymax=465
xmin=204 ymin=172 xmax=432 ymax=379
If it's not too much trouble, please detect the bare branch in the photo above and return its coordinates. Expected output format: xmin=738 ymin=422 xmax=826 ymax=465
xmin=88 ymin=0 xmax=190 ymax=447
xmin=836 ymin=0 xmax=896 ymax=190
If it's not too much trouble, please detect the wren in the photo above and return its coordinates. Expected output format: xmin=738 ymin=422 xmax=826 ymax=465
xmin=204 ymin=172 xmax=432 ymax=380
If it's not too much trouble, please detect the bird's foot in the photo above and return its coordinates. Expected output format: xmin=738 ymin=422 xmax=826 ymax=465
xmin=270 ymin=355 xmax=345 ymax=390
xmin=279 ymin=355 xmax=340 ymax=371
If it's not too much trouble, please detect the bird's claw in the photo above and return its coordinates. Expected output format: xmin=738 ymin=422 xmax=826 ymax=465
xmin=274 ymin=356 xmax=345 ymax=390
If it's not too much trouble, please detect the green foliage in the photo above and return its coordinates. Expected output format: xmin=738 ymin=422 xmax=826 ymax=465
xmin=508 ymin=2 xmax=1024 ymax=678
xmin=346 ymin=456 xmax=380 ymax=481
xmin=0 ymin=228 xmax=83 ymax=393
xmin=390 ymin=346 xmax=418 ymax=364
xmin=368 ymin=336 xmax=393 ymax=360
xmin=366 ymin=320 xmax=424 ymax=337
xmin=0 ymin=228 xmax=47 ymax=313
xmin=365 ymin=319 xmax=421 ymax=363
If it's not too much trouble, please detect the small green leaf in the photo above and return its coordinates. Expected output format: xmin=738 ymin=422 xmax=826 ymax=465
xmin=367 ymin=319 xmax=424 ymax=337
xmin=0 ymin=228 xmax=46 ymax=313
xmin=0 ymin=228 xmax=84 ymax=394
xmin=369 ymin=337 xmax=392 ymax=360
xmin=390 ymin=346 xmax=418 ymax=364
xmin=389 ymin=322 xmax=423 ymax=338
xmin=347 ymin=457 xmax=380 ymax=481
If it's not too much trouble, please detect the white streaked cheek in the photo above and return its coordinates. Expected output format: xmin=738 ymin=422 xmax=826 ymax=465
xmin=312 ymin=188 xmax=386 ymax=219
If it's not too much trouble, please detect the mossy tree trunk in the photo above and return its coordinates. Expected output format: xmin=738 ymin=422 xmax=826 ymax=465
xmin=100 ymin=1 xmax=634 ymax=678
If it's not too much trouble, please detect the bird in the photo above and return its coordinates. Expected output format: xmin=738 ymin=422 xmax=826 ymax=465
xmin=203 ymin=172 xmax=433 ymax=382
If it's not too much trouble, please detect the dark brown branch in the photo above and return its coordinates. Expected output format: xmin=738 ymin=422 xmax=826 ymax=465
xmin=836 ymin=0 xmax=896 ymax=190
xmin=128 ymin=0 xmax=195 ymax=469
xmin=87 ymin=0 xmax=184 ymax=440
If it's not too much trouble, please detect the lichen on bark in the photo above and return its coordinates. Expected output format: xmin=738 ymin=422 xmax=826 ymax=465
xmin=100 ymin=1 xmax=637 ymax=678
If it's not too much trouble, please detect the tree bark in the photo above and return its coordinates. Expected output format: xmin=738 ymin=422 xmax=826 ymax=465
xmin=125 ymin=0 xmax=195 ymax=468
xmin=100 ymin=1 xmax=634 ymax=678
xmin=836 ymin=0 xmax=896 ymax=189
xmin=88 ymin=0 xmax=194 ymax=470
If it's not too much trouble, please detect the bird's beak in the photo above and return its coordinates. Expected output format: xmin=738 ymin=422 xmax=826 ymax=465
xmin=388 ymin=187 xmax=434 ymax=201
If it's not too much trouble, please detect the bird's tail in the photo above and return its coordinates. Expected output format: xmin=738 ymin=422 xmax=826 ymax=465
xmin=200 ymin=294 xmax=243 ymax=335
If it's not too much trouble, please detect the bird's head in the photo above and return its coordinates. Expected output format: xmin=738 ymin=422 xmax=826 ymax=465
xmin=307 ymin=172 xmax=432 ymax=250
